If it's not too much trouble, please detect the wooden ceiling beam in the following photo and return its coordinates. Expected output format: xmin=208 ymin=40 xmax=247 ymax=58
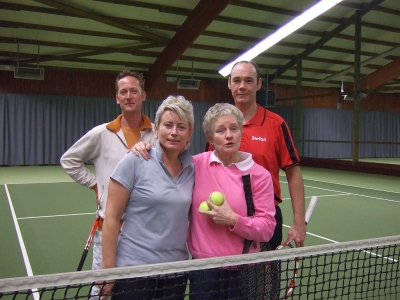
xmin=0 ymin=35 xmax=358 ymax=71
xmin=144 ymin=0 xmax=232 ymax=90
xmin=92 ymin=0 xmax=320 ymax=33
xmin=231 ymin=0 xmax=350 ymax=25
xmin=0 ymin=20 xmax=156 ymax=42
xmin=2 ymin=19 xmax=398 ymax=60
xmin=26 ymin=43 xmax=163 ymax=64
xmin=373 ymin=5 xmax=400 ymax=16
xmin=345 ymin=56 xmax=400 ymax=92
xmin=32 ymin=0 xmax=168 ymax=43
xmin=2 ymin=48 xmax=382 ymax=87
xmin=0 ymin=1 xmax=75 ymax=16
xmin=269 ymin=0 xmax=385 ymax=83
xmin=0 ymin=20 xmax=381 ymax=58
xmin=340 ymin=1 xmax=400 ymax=17
xmin=93 ymin=0 xmax=190 ymax=15
xmin=1 ymin=2 xmax=398 ymax=47
xmin=362 ymin=21 xmax=400 ymax=33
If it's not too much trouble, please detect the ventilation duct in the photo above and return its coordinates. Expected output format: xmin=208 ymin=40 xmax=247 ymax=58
xmin=14 ymin=67 xmax=45 ymax=80
xmin=177 ymin=61 xmax=200 ymax=90
xmin=0 ymin=65 xmax=14 ymax=71
xmin=177 ymin=78 xmax=201 ymax=90
xmin=166 ymin=76 xmax=177 ymax=82
xmin=14 ymin=41 xmax=45 ymax=80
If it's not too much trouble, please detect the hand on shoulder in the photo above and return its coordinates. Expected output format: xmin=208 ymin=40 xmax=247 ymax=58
xmin=130 ymin=141 xmax=152 ymax=160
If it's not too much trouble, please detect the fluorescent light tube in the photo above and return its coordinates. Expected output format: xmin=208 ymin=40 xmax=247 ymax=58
xmin=219 ymin=0 xmax=343 ymax=77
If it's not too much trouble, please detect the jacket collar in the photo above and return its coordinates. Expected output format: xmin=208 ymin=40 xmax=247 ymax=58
xmin=106 ymin=114 xmax=152 ymax=133
xmin=245 ymin=104 xmax=265 ymax=126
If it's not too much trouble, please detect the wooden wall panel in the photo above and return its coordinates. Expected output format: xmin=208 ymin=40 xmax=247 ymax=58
xmin=1 ymin=69 xmax=399 ymax=111
xmin=145 ymin=76 xmax=231 ymax=102
xmin=359 ymin=93 xmax=400 ymax=111
xmin=274 ymin=85 xmax=339 ymax=109
xmin=0 ymin=69 xmax=116 ymax=97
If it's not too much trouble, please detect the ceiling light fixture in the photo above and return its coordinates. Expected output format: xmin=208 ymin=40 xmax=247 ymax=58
xmin=218 ymin=0 xmax=343 ymax=77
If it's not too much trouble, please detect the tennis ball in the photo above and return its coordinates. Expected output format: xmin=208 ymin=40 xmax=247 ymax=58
xmin=199 ymin=201 xmax=211 ymax=211
xmin=209 ymin=191 xmax=224 ymax=206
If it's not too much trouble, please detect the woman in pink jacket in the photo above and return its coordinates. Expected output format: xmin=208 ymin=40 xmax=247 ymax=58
xmin=187 ymin=103 xmax=276 ymax=300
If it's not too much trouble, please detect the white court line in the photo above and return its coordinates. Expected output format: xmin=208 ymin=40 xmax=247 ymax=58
xmin=279 ymin=174 xmax=400 ymax=195
xmin=2 ymin=180 xmax=73 ymax=185
xmin=283 ymin=224 xmax=398 ymax=262
xmin=280 ymin=180 xmax=341 ymax=194
xmin=284 ymin=225 xmax=398 ymax=263
xmin=335 ymin=192 xmax=400 ymax=204
xmin=303 ymin=177 xmax=400 ymax=195
xmin=18 ymin=212 xmax=95 ymax=220
xmin=282 ymin=194 xmax=398 ymax=263
xmin=281 ymin=194 xmax=350 ymax=202
xmin=302 ymin=184 xmax=400 ymax=203
xmin=303 ymin=184 xmax=400 ymax=203
xmin=283 ymin=223 xmax=338 ymax=244
xmin=280 ymin=180 xmax=400 ymax=204
xmin=4 ymin=184 xmax=39 ymax=300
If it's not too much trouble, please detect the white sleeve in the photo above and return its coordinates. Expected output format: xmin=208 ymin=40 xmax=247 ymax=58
xmin=60 ymin=128 xmax=100 ymax=188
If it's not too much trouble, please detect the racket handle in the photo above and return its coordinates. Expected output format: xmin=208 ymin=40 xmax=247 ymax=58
xmin=305 ymin=196 xmax=319 ymax=224
xmin=77 ymin=217 xmax=99 ymax=271
xmin=243 ymin=240 xmax=253 ymax=254
xmin=241 ymin=174 xmax=255 ymax=254
xmin=77 ymin=249 xmax=88 ymax=271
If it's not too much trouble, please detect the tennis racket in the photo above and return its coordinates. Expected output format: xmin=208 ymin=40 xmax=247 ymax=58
xmin=276 ymin=196 xmax=319 ymax=299
xmin=77 ymin=216 xmax=99 ymax=271
xmin=240 ymin=174 xmax=279 ymax=300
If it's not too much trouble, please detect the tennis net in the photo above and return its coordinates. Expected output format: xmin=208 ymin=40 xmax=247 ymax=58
xmin=0 ymin=235 xmax=399 ymax=300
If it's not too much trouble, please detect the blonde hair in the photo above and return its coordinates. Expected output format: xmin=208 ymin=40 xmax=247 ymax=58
xmin=154 ymin=95 xmax=194 ymax=147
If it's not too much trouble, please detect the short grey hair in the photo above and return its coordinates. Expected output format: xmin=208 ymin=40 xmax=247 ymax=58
xmin=155 ymin=95 xmax=194 ymax=141
xmin=202 ymin=103 xmax=243 ymax=139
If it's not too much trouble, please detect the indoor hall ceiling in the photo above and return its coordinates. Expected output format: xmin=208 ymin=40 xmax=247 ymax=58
xmin=1 ymin=0 xmax=400 ymax=95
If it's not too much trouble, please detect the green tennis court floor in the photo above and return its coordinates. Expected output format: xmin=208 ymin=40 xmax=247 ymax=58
xmin=0 ymin=165 xmax=399 ymax=279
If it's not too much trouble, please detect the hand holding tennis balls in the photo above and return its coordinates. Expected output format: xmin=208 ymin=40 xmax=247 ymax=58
xmin=209 ymin=191 xmax=224 ymax=205
xmin=199 ymin=201 xmax=211 ymax=211
xmin=198 ymin=191 xmax=224 ymax=211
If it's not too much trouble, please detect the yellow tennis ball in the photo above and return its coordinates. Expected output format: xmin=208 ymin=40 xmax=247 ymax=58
xmin=199 ymin=201 xmax=211 ymax=211
xmin=209 ymin=191 xmax=224 ymax=206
